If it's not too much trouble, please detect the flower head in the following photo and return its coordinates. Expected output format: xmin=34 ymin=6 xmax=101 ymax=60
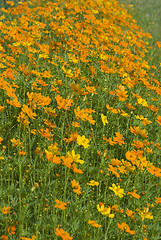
xmin=109 ymin=183 xmax=125 ymax=198
xmin=77 ymin=135 xmax=90 ymax=148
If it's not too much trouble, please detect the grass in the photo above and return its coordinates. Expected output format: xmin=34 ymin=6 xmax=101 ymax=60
xmin=0 ymin=0 xmax=161 ymax=239
xmin=118 ymin=0 xmax=161 ymax=43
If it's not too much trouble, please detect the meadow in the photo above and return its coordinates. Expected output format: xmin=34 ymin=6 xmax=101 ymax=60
xmin=0 ymin=0 xmax=161 ymax=239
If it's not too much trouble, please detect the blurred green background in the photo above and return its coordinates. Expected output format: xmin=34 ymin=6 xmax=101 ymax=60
xmin=118 ymin=0 xmax=161 ymax=43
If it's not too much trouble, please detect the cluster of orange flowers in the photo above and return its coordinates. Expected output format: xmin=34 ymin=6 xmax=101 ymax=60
xmin=0 ymin=0 xmax=161 ymax=239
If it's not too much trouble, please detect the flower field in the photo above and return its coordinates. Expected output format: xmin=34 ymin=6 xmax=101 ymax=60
xmin=0 ymin=0 xmax=161 ymax=239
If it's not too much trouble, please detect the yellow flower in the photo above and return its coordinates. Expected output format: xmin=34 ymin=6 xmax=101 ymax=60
xmin=97 ymin=203 xmax=115 ymax=218
xmin=137 ymin=98 xmax=148 ymax=107
xmin=109 ymin=183 xmax=125 ymax=198
xmin=101 ymin=114 xmax=108 ymax=125
xmin=45 ymin=143 xmax=60 ymax=156
xmin=87 ymin=180 xmax=99 ymax=186
xmin=67 ymin=150 xmax=84 ymax=164
xmin=77 ymin=135 xmax=90 ymax=149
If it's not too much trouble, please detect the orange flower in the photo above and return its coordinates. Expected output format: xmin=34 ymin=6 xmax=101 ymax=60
xmin=115 ymin=85 xmax=128 ymax=101
xmin=155 ymin=197 xmax=161 ymax=204
xmin=55 ymin=95 xmax=73 ymax=110
xmin=1 ymin=236 xmax=8 ymax=240
xmin=8 ymin=226 xmax=16 ymax=235
xmin=103 ymin=136 xmax=116 ymax=145
xmin=55 ymin=228 xmax=73 ymax=240
xmin=22 ymin=104 xmax=36 ymax=119
xmin=71 ymin=179 xmax=81 ymax=195
xmin=2 ymin=206 xmax=10 ymax=214
xmin=39 ymin=128 xmax=54 ymax=141
xmin=70 ymin=163 xmax=84 ymax=174
xmin=74 ymin=106 xmax=95 ymax=125
xmin=0 ymin=105 xmax=5 ymax=112
xmin=125 ymin=103 xmax=135 ymax=110
xmin=19 ymin=150 xmax=27 ymax=156
xmin=127 ymin=190 xmax=140 ymax=199
xmin=111 ymin=205 xmax=123 ymax=213
xmin=155 ymin=116 xmax=161 ymax=125
xmin=129 ymin=126 xmax=148 ymax=138
xmin=54 ymin=199 xmax=67 ymax=210
xmin=61 ymin=155 xmax=73 ymax=169
xmin=88 ymin=220 xmax=101 ymax=228
xmin=156 ymin=41 xmax=161 ymax=48
xmin=7 ymin=97 xmax=21 ymax=107
xmin=147 ymin=165 xmax=161 ymax=177
xmin=131 ymin=140 xmax=144 ymax=149
xmin=107 ymin=165 xmax=120 ymax=178
xmin=85 ymin=85 xmax=97 ymax=94
xmin=113 ymin=132 xmax=125 ymax=145
xmin=126 ymin=209 xmax=136 ymax=223
xmin=117 ymin=222 xmax=135 ymax=235
xmin=71 ymin=121 xmax=80 ymax=127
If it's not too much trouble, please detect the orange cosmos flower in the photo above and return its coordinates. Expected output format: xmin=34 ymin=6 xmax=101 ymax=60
xmin=71 ymin=179 xmax=81 ymax=195
xmin=127 ymin=190 xmax=140 ymax=199
xmin=8 ymin=226 xmax=16 ymax=235
xmin=7 ymin=97 xmax=21 ymax=107
xmin=2 ymin=206 xmax=10 ymax=214
xmin=22 ymin=104 xmax=36 ymax=119
xmin=39 ymin=128 xmax=53 ymax=141
xmin=61 ymin=155 xmax=73 ymax=169
xmin=70 ymin=163 xmax=84 ymax=174
xmin=54 ymin=199 xmax=67 ymax=210
xmin=111 ymin=205 xmax=123 ymax=213
xmin=55 ymin=228 xmax=73 ymax=240
xmin=88 ymin=220 xmax=101 ymax=228
xmin=71 ymin=121 xmax=80 ymax=127
xmin=18 ymin=150 xmax=27 ymax=156
xmin=85 ymin=85 xmax=97 ymax=94
xmin=129 ymin=126 xmax=148 ymax=138
xmin=107 ymin=165 xmax=120 ymax=178
xmin=1 ymin=236 xmax=8 ymax=240
xmin=155 ymin=116 xmax=161 ymax=125
xmin=155 ymin=197 xmax=161 ymax=204
xmin=126 ymin=209 xmax=136 ymax=223
xmin=103 ymin=136 xmax=116 ymax=145
xmin=147 ymin=165 xmax=161 ymax=177
xmin=0 ymin=137 xmax=3 ymax=145
xmin=55 ymin=94 xmax=73 ymax=110
xmin=156 ymin=41 xmax=161 ymax=48
xmin=117 ymin=222 xmax=135 ymax=235
xmin=113 ymin=132 xmax=125 ymax=145
xmin=0 ymin=105 xmax=5 ymax=112
xmin=115 ymin=85 xmax=128 ymax=101
xmin=122 ymin=160 xmax=135 ymax=173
